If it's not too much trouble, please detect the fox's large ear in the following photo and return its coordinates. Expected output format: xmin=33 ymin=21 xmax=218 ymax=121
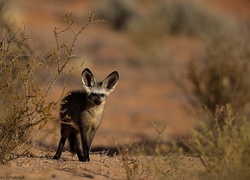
xmin=81 ymin=68 xmax=96 ymax=88
xmin=102 ymin=71 xmax=119 ymax=91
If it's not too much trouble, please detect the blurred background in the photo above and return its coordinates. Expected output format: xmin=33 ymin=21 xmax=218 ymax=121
xmin=2 ymin=0 xmax=250 ymax=150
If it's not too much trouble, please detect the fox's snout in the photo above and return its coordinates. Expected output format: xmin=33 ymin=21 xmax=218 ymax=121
xmin=89 ymin=93 xmax=106 ymax=105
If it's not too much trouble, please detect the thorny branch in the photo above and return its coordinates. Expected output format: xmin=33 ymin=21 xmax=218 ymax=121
xmin=0 ymin=11 xmax=97 ymax=163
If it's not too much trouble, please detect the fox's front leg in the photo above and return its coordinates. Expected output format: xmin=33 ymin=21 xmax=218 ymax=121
xmin=80 ymin=130 xmax=90 ymax=162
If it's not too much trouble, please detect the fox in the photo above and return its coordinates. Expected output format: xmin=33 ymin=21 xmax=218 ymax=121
xmin=53 ymin=68 xmax=119 ymax=162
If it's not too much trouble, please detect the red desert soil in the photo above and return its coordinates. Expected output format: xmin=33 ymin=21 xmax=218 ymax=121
xmin=1 ymin=0 xmax=250 ymax=179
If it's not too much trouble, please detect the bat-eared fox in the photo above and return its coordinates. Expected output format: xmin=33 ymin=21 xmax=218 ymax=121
xmin=54 ymin=68 xmax=119 ymax=162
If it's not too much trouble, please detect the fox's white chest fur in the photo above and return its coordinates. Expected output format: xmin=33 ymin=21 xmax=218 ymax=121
xmin=80 ymin=103 xmax=106 ymax=131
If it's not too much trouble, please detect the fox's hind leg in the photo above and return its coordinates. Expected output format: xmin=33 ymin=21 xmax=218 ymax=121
xmin=53 ymin=124 xmax=72 ymax=160
xmin=53 ymin=137 xmax=66 ymax=159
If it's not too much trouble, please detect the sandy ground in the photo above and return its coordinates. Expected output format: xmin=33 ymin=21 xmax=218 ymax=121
xmin=0 ymin=147 xmax=207 ymax=180
xmin=1 ymin=0 xmax=250 ymax=179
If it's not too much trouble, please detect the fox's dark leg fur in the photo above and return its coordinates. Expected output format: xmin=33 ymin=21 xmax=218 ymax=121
xmin=68 ymin=131 xmax=76 ymax=153
xmin=80 ymin=128 xmax=90 ymax=162
xmin=68 ymin=130 xmax=84 ymax=161
xmin=53 ymin=137 xmax=66 ymax=159
xmin=79 ymin=130 xmax=97 ymax=162
xmin=75 ymin=137 xmax=84 ymax=161
xmin=53 ymin=124 xmax=72 ymax=160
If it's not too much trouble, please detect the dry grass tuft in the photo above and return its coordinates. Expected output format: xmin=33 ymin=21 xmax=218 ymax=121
xmin=181 ymin=105 xmax=250 ymax=178
xmin=114 ymin=122 xmax=180 ymax=179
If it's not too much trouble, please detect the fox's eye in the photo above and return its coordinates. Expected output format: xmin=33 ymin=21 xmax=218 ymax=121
xmin=90 ymin=93 xmax=97 ymax=98
xmin=100 ymin=94 xmax=106 ymax=98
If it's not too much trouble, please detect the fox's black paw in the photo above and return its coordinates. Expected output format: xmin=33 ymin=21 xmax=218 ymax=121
xmin=53 ymin=155 xmax=60 ymax=160
xmin=79 ymin=156 xmax=90 ymax=162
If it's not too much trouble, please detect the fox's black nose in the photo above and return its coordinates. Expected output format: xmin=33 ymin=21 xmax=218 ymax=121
xmin=94 ymin=99 xmax=102 ymax=105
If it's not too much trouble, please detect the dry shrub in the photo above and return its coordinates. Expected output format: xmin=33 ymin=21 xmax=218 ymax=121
xmin=129 ymin=0 xmax=234 ymax=37
xmin=177 ymin=35 xmax=250 ymax=178
xmin=182 ymin=105 xmax=250 ymax=178
xmin=0 ymin=5 xmax=97 ymax=163
xmin=183 ymin=36 xmax=250 ymax=126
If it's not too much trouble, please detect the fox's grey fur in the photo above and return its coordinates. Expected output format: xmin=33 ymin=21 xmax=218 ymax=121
xmin=54 ymin=68 xmax=119 ymax=162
